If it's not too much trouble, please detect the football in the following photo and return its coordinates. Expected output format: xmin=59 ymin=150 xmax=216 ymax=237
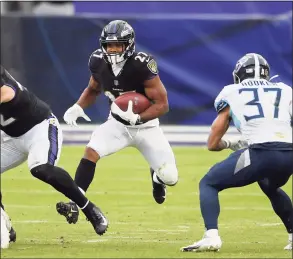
xmin=114 ymin=92 xmax=152 ymax=114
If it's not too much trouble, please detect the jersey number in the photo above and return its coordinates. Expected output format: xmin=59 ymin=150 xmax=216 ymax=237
xmin=0 ymin=114 xmax=16 ymax=127
xmin=134 ymin=52 xmax=150 ymax=63
xmin=239 ymin=88 xmax=282 ymax=121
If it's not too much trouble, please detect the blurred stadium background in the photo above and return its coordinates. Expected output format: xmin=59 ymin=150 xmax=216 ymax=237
xmin=1 ymin=1 xmax=292 ymax=145
xmin=1 ymin=2 xmax=292 ymax=258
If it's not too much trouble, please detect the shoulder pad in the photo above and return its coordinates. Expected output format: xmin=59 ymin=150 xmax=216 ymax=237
xmin=275 ymin=82 xmax=292 ymax=89
xmin=89 ymin=49 xmax=104 ymax=72
xmin=133 ymin=52 xmax=158 ymax=75
xmin=214 ymin=84 xmax=234 ymax=113
xmin=91 ymin=49 xmax=103 ymax=59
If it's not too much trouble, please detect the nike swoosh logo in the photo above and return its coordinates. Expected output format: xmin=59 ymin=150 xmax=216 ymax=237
xmin=100 ymin=216 xmax=108 ymax=226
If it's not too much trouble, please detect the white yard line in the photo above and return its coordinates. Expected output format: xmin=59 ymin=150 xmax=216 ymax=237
xmin=257 ymin=223 xmax=282 ymax=227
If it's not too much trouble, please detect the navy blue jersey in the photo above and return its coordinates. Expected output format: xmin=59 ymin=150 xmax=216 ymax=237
xmin=88 ymin=49 xmax=158 ymax=99
xmin=0 ymin=66 xmax=51 ymax=137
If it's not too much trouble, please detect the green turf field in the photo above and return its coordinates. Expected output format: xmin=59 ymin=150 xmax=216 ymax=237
xmin=1 ymin=146 xmax=292 ymax=258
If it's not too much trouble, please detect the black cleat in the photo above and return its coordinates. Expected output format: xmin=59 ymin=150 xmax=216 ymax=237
xmin=56 ymin=201 xmax=79 ymax=224
xmin=9 ymin=227 xmax=16 ymax=243
xmin=83 ymin=202 xmax=108 ymax=236
xmin=150 ymin=169 xmax=166 ymax=204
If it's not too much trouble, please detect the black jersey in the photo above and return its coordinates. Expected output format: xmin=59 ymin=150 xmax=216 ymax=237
xmin=0 ymin=66 xmax=51 ymax=137
xmin=88 ymin=49 xmax=158 ymax=100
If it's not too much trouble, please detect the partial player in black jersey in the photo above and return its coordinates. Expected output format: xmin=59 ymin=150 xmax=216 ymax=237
xmin=0 ymin=66 xmax=108 ymax=248
xmin=56 ymin=20 xmax=178 ymax=225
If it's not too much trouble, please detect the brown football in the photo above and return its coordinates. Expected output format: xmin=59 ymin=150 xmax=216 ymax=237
xmin=114 ymin=92 xmax=151 ymax=114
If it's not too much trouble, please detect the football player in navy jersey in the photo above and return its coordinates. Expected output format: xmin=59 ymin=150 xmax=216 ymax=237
xmin=0 ymin=66 xmax=108 ymax=248
xmin=56 ymin=20 xmax=178 ymax=225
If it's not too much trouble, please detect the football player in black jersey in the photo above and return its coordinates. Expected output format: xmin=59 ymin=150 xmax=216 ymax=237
xmin=56 ymin=20 xmax=179 ymax=225
xmin=0 ymin=66 xmax=108 ymax=247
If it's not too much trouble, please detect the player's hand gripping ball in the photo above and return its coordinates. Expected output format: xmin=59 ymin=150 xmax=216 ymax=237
xmin=111 ymin=92 xmax=152 ymax=126
xmin=114 ymin=92 xmax=151 ymax=114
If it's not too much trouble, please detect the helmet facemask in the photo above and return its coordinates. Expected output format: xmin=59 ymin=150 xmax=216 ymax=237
xmin=100 ymin=37 xmax=135 ymax=65
xmin=232 ymin=71 xmax=240 ymax=84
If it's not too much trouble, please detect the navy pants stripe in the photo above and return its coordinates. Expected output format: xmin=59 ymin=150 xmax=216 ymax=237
xmin=47 ymin=124 xmax=59 ymax=165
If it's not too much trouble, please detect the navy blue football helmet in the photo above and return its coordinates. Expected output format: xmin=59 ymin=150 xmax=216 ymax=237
xmin=100 ymin=20 xmax=135 ymax=64
xmin=233 ymin=53 xmax=270 ymax=84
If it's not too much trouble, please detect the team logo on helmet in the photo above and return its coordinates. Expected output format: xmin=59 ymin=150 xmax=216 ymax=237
xmin=121 ymin=29 xmax=131 ymax=37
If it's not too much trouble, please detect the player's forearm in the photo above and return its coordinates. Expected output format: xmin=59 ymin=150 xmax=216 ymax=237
xmin=139 ymin=102 xmax=169 ymax=122
xmin=76 ymin=87 xmax=100 ymax=109
xmin=207 ymin=139 xmax=228 ymax=151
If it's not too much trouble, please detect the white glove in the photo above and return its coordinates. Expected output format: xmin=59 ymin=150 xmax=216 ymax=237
xmin=223 ymin=138 xmax=248 ymax=151
xmin=63 ymin=103 xmax=91 ymax=126
xmin=111 ymin=100 xmax=140 ymax=126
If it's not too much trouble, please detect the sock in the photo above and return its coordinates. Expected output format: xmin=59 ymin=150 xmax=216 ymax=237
xmin=206 ymin=229 xmax=219 ymax=237
xmin=78 ymin=187 xmax=86 ymax=195
xmin=79 ymin=200 xmax=89 ymax=210
xmin=74 ymin=158 xmax=96 ymax=192
xmin=70 ymin=187 xmax=86 ymax=206
xmin=199 ymin=179 xmax=220 ymax=230
xmin=31 ymin=164 xmax=89 ymax=209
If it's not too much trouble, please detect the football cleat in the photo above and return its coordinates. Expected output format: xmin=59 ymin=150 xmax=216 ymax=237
xmin=83 ymin=202 xmax=108 ymax=236
xmin=153 ymin=182 xmax=166 ymax=204
xmin=1 ymin=207 xmax=15 ymax=245
xmin=150 ymin=169 xmax=166 ymax=204
xmin=181 ymin=234 xmax=222 ymax=252
xmin=1 ymin=208 xmax=10 ymax=249
xmin=284 ymin=243 xmax=292 ymax=250
xmin=284 ymin=240 xmax=292 ymax=250
xmin=56 ymin=201 xmax=79 ymax=224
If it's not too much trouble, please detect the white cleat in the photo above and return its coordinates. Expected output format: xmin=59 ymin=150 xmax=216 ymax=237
xmin=181 ymin=235 xmax=222 ymax=252
xmin=284 ymin=234 xmax=292 ymax=250
xmin=284 ymin=242 xmax=292 ymax=250
xmin=1 ymin=208 xmax=12 ymax=232
xmin=1 ymin=209 xmax=10 ymax=249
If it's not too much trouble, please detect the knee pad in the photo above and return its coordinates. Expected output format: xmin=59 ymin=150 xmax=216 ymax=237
xmin=155 ymin=163 xmax=178 ymax=186
xmin=30 ymin=164 xmax=54 ymax=183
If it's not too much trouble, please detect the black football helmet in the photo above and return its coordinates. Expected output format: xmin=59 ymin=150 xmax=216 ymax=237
xmin=232 ymin=53 xmax=270 ymax=84
xmin=100 ymin=20 xmax=135 ymax=64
